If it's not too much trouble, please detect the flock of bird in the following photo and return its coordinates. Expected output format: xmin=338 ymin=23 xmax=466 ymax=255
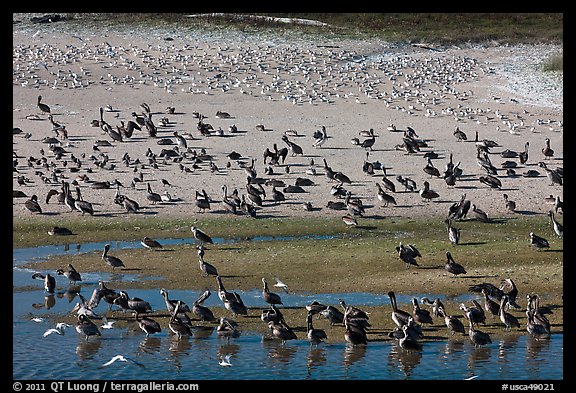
xmin=31 ymin=222 xmax=555 ymax=360
xmin=13 ymin=35 xmax=563 ymax=227
xmin=15 ymin=28 xmax=562 ymax=371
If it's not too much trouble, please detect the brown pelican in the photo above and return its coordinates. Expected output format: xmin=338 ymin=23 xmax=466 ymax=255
xmin=146 ymin=183 xmax=162 ymax=204
xmin=360 ymin=128 xmax=376 ymax=151
xmin=24 ymin=194 xmax=42 ymax=214
xmin=114 ymin=291 xmax=152 ymax=318
xmin=198 ymin=254 xmax=219 ymax=277
xmin=503 ymin=194 xmax=516 ymax=212
xmin=548 ymin=211 xmax=563 ymax=238
xmin=437 ymin=306 xmax=465 ymax=336
xmin=48 ymin=226 xmax=72 ymax=236
xmin=216 ymin=276 xmax=248 ymax=316
xmin=542 ymin=138 xmax=554 ymax=159
xmin=75 ymin=314 xmax=101 ymax=341
xmin=388 ymin=291 xmax=411 ymax=327
xmin=376 ymin=183 xmax=397 ymax=206
xmin=423 ymin=157 xmax=441 ymax=178
xmin=471 ymin=204 xmax=490 ymax=222
xmin=32 ymin=272 xmax=56 ymax=293
xmin=343 ymin=305 xmax=368 ymax=346
xmin=37 ymin=95 xmax=51 ymax=114
xmin=56 ymin=263 xmax=82 ymax=284
xmin=141 ymin=236 xmax=162 ymax=250
xmin=481 ymin=289 xmax=501 ymax=318
xmin=445 ymin=251 xmax=467 ymax=276
xmin=539 ymin=162 xmax=563 ymax=186
xmin=191 ymin=226 xmax=214 ymax=245
xmin=73 ymin=187 xmax=94 ymax=216
xmin=412 ymin=298 xmax=433 ymax=325
xmin=268 ymin=320 xmax=297 ymax=344
xmin=445 ymin=219 xmax=461 ymax=245
xmin=217 ymin=317 xmax=240 ymax=341
xmin=419 ymin=181 xmax=440 ymax=202
xmin=530 ymin=232 xmax=550 ymax=250
xmin=469 ymin=279 xmax=521 ymax=309
xmin=102 ymin=244 xmax=125 ymax=270
xmin=160 ymin=288 xmax=191 ymax=314
xmin=282 ymin=135 xmax=303 ymax=156
xmin=526 ymin=294 xmax=551 ymax=335
xmin=262 ymin=277 xmax=283 ymax=306
xmin=499 ymin=295 xmax=520 ymax=330
xmin=168 ymin=301 xmax=192 ymax=339
xmin=466 ymin=315 xmax=492 ymax=347
xmin=396 ymin=242 xmax=421 ymax=268
xmin=453 ymin=126 xmax=467 ymax=141
xmin=192 ymin=289 xmax=216 ymax=322
xmin=479 ymin=174 xmax=502 ymax=189
xmin=306 ymin=311 xmax=328 ymax=346
xmin=342 ymin=215 xmax=358 ymax=227
xmin=319 ymin=304 xmax=344 ymax=326
xmin=459 ymin=302 xmax=486 ymax=328
xmin=136 ymin=314 xmax=162 ymax=337
xmin=519 ymin=142 xmax=529 ymax=164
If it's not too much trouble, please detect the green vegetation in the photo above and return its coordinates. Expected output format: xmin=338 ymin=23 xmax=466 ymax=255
xmin=55 ymin=13 xmax=563 ymax=45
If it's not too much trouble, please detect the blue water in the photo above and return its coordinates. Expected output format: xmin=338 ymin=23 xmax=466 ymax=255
xmin=13 ymin=237 xmax=563 ymax=380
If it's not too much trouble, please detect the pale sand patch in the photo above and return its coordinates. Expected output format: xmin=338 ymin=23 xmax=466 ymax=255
xmin=12 ymin=23 xmax=563 ymax=222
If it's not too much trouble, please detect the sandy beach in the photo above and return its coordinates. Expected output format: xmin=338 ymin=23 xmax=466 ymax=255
xmin=12 ymin=16 xmax=563 ymax=222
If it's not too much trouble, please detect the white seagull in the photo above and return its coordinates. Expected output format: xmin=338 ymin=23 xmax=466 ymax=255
xmin=273 ymin=276 xmax=290 ymax=293
xmin=100 ymin=355 xmax=145 ymax=368
xmin=100 ymin=317 xmax=115 ymax=329
xmin=219 ymin=354 xmax=232 ymax=367
xmin=43 ymin=323 xmax=71 ymax=337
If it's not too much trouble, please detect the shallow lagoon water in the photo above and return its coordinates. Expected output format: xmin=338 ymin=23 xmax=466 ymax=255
xmin=13 ymin=237 xmax=563 ymax=380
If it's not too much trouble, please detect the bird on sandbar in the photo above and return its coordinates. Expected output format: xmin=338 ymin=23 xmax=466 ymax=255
xmin=191 ymin=226 xmax=214 ymax=245
xmin=102 ymin=244 xmax=125 ymax=270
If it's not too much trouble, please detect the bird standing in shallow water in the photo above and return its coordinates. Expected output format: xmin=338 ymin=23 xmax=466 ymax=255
xmin=76 ymin=314 xmax=101 ymax=341
xmin=141 ymin=236 xmax=163 ymax=250
xmin=32 ymin=272 xmax=56 ymax=293
xmin=262 ymin=277 xmax=283 ymax=306
xmin=102 ymin=244 xmax=125 ymax=269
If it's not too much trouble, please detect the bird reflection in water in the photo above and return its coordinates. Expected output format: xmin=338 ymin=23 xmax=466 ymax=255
xmin=498 ymin=335 xmax=520 ymax=361
xmin=467 ymin=345 xmax=492 ymax=371
xmin=75 ymin=339 xmax=102 ymax=361
xmin=388 ymin=340 xmax=422 ymax=378
xmin=262 ymin=338 xmax=297 ymax=364
xmin=191 ymin=326 xmax=215 ymax=340
xmin=443 ymin=338 xmax=466 ymax=357
xmin=138 ymin=336 xmax=162 ymax=354
xmin=169 ymin=334 xmax=192 ymax=372
xmin=58 ymin=286 xmax=81 ymax=303
xmin=32 ymin=294 xmax=56 ymax=310
xmin=343 ymin=343 xmax=367 ymax=369
xmin=306 ymin=346 xmax=327 ymax=378
xmin=526 ymin=335 xmax=552 ymax=376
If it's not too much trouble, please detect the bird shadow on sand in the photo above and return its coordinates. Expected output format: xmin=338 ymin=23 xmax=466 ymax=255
xmin=457 ymin=241 xmax=487 ymax=246
xmin=119 ymin=268 xmax=142 ymax=272
xmin=353 ymin=225 xmax=378 ymax=230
